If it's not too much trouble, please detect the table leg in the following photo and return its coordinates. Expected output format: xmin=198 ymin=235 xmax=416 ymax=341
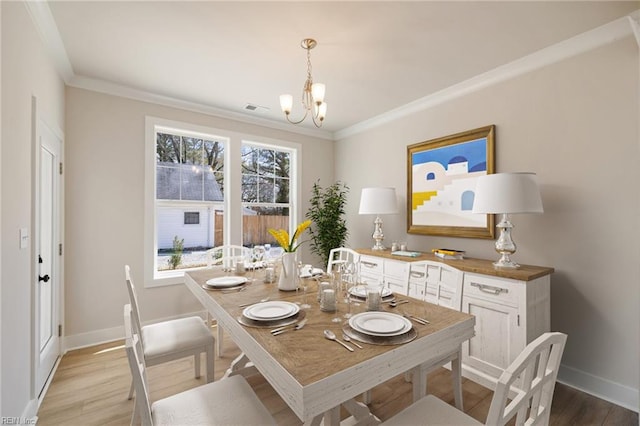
xmin=223 ymin=352 xmax=257 ymax=378
xmin=411 ymin=363 xmax=428 ymax=402
xmin=451 ymin=350 xmax=463 ymax=411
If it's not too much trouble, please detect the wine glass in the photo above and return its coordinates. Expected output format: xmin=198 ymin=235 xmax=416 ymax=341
xmin=342 ymin=261 xmax=356 ymax=319
xmin=298 ymin=262 xmax=311 ymax=309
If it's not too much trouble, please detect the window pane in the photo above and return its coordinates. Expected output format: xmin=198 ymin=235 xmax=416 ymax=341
xmin=258 ymin=149 xmax=275 ymax=176
xmin=182 ymin=137 xmax=203 ymax=165
xmin=242 ymin=174 xmax=258 ymax=202
xmin=243 ymin=206 xmax=290 ymax=249
xmin=258 ymin=176 xmax=275 ymax=203
xmin=241 ymin=145 xmax=258 ymax=175
xmin=275 ymin=177 xmax=290 ymax=203
xmin=181 ymin=165 xmax=205 ymax=201
xmin=157 ymin=165 xmax=181 ymax=200
xmin=156 ymin=133 xmax=181 ymax=163
xmin=274 ymin=150 xmax=290 ymax=177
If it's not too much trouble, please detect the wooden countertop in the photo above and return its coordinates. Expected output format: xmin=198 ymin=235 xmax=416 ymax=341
xmin=357 ymin=248 xmax=554 ymax=282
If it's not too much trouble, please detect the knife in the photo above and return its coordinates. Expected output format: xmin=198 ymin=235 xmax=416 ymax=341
xmin=272 ymin=319 xmax=307 ymax=336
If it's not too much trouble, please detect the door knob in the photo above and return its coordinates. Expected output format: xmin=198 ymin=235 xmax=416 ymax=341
xmin=39 ymin=274 xmax=50 ymax=283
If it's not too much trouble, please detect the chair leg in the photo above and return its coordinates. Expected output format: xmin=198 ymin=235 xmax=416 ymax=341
xmin=194 ymin=352 xmax=201 ymax=379
xmin=206 ymin=343 xmax=215 ymax=383
xmin=216 ymin=325 xmax=224 ymax=357
xmin=127 ymin=379 xmax=135 ymax=400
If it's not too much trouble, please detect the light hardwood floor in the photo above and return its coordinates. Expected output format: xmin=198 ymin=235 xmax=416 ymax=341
xmin=37 ymin=328 xmax=638 ymax=425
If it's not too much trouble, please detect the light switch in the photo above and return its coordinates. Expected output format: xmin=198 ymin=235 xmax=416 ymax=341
xmin=19 ymin=228 xmax=29 ymax=249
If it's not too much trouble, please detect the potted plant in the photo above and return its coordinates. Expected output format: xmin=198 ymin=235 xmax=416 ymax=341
xmin=306 ymin=180 xmax=349 ymax=263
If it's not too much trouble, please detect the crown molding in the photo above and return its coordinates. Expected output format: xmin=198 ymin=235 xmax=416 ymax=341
xmin=24 ymin=0 xmax=74 ymax=83
xmin=335 ymin=11 xmax=639 ymax=140
xmin=67 ymin=75 xmax=334 ymax=141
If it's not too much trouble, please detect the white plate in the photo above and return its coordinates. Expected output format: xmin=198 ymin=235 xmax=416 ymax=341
xmin=349 ymin=286 xmax=393 ymax=299
xmin=349 ymin=312 xmax=412 ymax=337
xmin=205 ymin=276 xmax=249 ymax=288
xmin=243 ymin=301 xmax=299 ymax=321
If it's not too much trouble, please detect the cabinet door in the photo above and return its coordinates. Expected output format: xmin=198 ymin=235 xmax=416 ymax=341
xmin=360 ymin=255 xmax=383 ymax=282
xmin=462 ymin=295 xmax=520 ymax=381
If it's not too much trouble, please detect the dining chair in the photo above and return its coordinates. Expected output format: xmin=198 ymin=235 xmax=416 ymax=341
xmin=326 ymin=247 xmax=361 ymax=276
xmin=124 ymin=304 xmax=276 ymax=426
xmin=205 ymin=245 xmax=252 ymax=356
xmin=381 ymin=332 xmax=567 ymax=426
xmin=124 ymin=265 xmax=214 ymax=400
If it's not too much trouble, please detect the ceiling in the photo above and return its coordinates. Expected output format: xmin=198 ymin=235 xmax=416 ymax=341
xmin=45 ymin=1 xmax=638 ymax=137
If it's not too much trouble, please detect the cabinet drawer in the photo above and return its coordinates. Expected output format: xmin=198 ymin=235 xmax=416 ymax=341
xmin=385 ymin=259 xmax=408 ymax=279
xmin=360 ymin=255 xmax=383 ymax=276
xmin=463 ymin=273 xmax=520 ymax=306
xmin=386 ymin=277 xmax=407 ymax=295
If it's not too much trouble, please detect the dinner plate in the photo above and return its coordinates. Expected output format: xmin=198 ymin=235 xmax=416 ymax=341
xmin=349 ymin=312 xmax=412 ymax=337
xmin=205 ymin=276 xmax=249 ymax=288
xmin=243 ymin=301 xmax=299 ymax=321
xmin=349 ymin=286 xmax=393 ymax=299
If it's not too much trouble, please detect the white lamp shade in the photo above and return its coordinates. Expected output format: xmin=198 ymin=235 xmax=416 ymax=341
xmin=279 ymin=94 xmax=293 ymax=113
xmin=311 ymin=83 xmax=325 ymax=103
xmin=359 ymin=187 xmax=399 ymax=215
xmin=472 ymin=172 xmax=543 ymax=214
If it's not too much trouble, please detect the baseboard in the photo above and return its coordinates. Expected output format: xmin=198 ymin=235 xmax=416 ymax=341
xmin=558 ymin=363 xmax=639 ymax=413
xmin=20 ymin=398 xmax=38 ymax=424
xmin=63 ymin=310 xmax=208 ymax=352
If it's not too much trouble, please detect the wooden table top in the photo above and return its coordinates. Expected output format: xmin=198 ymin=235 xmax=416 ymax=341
xmin=185 ymin=268 xmax=475 ymax=420
xmin=357 ymin=248 xmax=554 ymax=281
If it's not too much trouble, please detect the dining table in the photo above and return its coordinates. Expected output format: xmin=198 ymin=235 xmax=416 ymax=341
xmin=184 ymin=268 xmax=475 ymax=425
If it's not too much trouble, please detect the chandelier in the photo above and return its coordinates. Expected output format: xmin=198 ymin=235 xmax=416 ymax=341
xmin=279 ymin=38 xmax=327 ymax=128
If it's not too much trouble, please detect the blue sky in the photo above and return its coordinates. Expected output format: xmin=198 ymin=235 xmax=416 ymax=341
xmin=412 ymin=137 xmax=487 ymax=172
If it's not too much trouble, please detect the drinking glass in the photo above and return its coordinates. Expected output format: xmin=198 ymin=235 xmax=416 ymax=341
xmin=341 ymin=262 xmax=355 ymax=319
xmin=365 ymin=280 xmax=384 ymax=311
xmin=330 ymin=269 xmax=342 ymax=323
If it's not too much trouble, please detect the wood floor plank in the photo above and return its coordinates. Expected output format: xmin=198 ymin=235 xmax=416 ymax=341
xmin=36 ymin=331 xmax=638 ymax=425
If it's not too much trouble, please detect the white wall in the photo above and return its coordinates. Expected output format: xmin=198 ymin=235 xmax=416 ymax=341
xmin=1 ymin=2 xmax=65 ymax=417
xmin=63 ymin=87 xmax=333 ymax=344
xmin=336 ymin=36 xmax=639 ymax=409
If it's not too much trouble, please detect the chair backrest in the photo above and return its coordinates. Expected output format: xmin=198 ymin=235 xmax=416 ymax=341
xmin=124 ymin=303 xmax=154 ymax=426
xmin=206 ymin=245 xmax=251 ymax=269
xmin=124 ymin=265 xmax=145 ymax=349
xmin=409 ymin=260 xmax=463 ymax=311
xmin=326 ymin=247 xmax=361 ymax=275
xmin=486 ymin=332 xmax=567 ymax=426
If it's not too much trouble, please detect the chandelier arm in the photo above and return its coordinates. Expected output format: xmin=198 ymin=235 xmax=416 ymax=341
xmin=284 ymin=108 xmax=310 ymax=125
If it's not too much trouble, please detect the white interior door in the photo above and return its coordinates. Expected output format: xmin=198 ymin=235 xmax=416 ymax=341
xmin=35 ymin=119 xmax=62 ymax=396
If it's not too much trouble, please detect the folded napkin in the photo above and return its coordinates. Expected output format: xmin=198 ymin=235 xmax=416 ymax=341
xmin=299 ymin=268 xmax=324 ymax=278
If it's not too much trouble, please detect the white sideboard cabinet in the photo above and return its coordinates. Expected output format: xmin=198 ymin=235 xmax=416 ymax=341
xmin=357 ymin=249 xmax=553 ymax=390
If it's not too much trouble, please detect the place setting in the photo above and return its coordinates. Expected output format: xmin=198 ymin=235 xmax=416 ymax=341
xmin=342 ymin=311 xmax=418 ymax=346
xmin=202 ymin=276 xmax=250 ymax=292
xmin=348 ymin=285 xmax=395 ymax=304
xmin=237 ymin=300 xmax=306 ymax=328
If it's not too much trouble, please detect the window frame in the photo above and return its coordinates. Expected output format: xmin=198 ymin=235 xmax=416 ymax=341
xmin=144 ymin=116 xmax=302 ymax=287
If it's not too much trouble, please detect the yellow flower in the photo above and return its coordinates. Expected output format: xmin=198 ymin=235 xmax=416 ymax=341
xmin=268 ymin=220 xmax=311 ymax=252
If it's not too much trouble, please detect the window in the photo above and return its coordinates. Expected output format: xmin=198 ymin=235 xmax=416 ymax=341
xmin=241 ymin=143 xmax=293 ymax=250
xmin=184 ymin=212 xmax=200 ymax=225
xmin=145 ymin=117 xmax=301 ymax=287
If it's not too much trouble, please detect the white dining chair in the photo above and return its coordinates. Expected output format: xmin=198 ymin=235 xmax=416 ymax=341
xmin=124 ymin=265 xmax=214 ymax=400
xmin=206 ymin=244 xmax=252 ymax=269
xmin=124 ymin=304 xmax=276 ymax=426
xmin=382 ymin=332 xmax=567 ymax=426
xmin=326 ymin=247 xmax=361 ymax=276
xmin=205 ymin=245 xmax=252 ymax=356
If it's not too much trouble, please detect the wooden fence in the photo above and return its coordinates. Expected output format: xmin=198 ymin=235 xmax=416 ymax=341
xmin=214 ymin=212 xmax=289 ymax=247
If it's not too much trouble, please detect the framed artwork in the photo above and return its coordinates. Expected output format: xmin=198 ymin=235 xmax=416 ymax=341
xmin=407 ymin=125 xmax=495 ymax=239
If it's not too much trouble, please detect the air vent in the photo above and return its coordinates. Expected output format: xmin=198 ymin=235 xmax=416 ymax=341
xmin=243 ymin=103 xmax=270 ymax=113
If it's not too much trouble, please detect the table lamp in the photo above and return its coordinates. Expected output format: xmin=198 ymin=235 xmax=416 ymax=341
xmin=472 ymin=173 xmax=543 ymax=268
xmin=358 ymin=187 xmax=398 ymax=251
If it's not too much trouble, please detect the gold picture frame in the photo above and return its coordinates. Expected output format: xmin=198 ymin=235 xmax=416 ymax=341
xmin=407 ymin=125 xmax=495 ymax=239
